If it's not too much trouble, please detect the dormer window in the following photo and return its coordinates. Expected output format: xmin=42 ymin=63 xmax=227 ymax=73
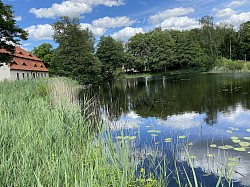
xmin=34 ymin=64 xmax=37 ymax=67
xmin=22 ymin=62 xmax=27 ymax=66
xmin=18 ymin=51 xmax=23 ymax=55
xmin=12 ymin=61 xmax=17 ymax=65
xmin=29 ymin=54 xmax=32 ymax=57
xmin=40 ymin=65 xmax=43 ymax=68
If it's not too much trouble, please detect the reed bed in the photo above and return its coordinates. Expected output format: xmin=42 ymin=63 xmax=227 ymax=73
xmin=0 ymin=78 xmax=139 ymax=186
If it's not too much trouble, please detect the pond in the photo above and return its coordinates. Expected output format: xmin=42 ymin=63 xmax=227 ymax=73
xmin=97 ymin=73 xmax=250 ymax=186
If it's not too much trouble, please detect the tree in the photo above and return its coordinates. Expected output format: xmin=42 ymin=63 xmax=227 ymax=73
xmin=0 ymin=1 xmax=28 ymax=63
xmin=31 ymin=43 xmax=54 ymax=68
xmin=127 ymin=33 xmax=150 ymax=72
xmin=147 ymin=28 xmax=174 ymax=72
xmin=51 ymin=17 xmax=101 ymax=84
xmin=238 ymin=21 xmax=250 ymax=61
xmin=96 ymin=36 xmax=125 ymax=80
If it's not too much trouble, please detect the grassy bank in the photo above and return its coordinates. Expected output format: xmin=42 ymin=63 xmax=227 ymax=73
xmin=0 ymin=78 xmax=141 ymax=186
xmin=210 ymin=58 xmax=250 ymax=73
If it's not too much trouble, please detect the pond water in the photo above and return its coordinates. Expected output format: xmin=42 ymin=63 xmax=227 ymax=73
xmin=97 ymin=73 xmax=250 ymax=186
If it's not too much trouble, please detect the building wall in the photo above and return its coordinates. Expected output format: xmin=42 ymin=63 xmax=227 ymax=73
xmin=10 ymin=70 xmax=49 ymax=80
xmin=0 ymin=63 xmax=11 ymax=81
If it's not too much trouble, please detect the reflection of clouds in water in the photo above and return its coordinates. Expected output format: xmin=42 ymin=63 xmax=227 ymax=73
xmin=218 ymin=105 xmax=250 ymax=127
xmin=163 ymin=112 xmax=204 ymax=129
xmin=180 ymin=142 xmax=250 ymax=186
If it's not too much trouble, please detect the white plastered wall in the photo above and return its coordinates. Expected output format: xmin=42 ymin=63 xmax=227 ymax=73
xmin=10 ymin=70 xmax=49 ymax=80
xmin=0 ymin=63 xmax=11 ymax=81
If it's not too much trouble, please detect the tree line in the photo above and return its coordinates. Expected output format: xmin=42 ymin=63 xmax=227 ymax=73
xmin=33 ymin=16 xmax=249 ymax=84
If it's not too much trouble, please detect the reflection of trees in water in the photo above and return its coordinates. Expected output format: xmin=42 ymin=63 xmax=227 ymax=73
xmin=96 ymin=74 xmax=250 ymax=125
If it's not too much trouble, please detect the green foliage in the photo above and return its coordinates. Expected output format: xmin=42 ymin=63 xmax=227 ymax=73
xmin=51 ymin=17 xmax=101 ymax=84
xmin=238 ymin=21 xmax=250 ymax=61
xmin=0 ymin=1 xmax=28 ymax=62
xmin=214 ymin=58 xmax=244 ymax=71
xmin=96 ymin=36 xmax=125 ymax=79
xmin=31 ymin=43 xmax=54 ymax=68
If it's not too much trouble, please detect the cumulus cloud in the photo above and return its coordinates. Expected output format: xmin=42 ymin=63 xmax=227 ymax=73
xmin=92 ymin=16 xmax=135 ymax=28
xmin=112 ymin=27 xmax=144 ymax=40
xmin=215 ymin=9 xmax=250 ymax=27
xmin=149 ymin=7 xmax=195 ymax=24
xmin=214 ymin=8 xmax=236 ymax=18
xmin=227 ymin=0 xmax=248 ymax=7
xmin=29 ymin=0 xmax=124 ymax=18
xmin=159 ymin=16 xmax=200 ymax=30
xmin=80 ymin=23 xmax=106 ymax=36
xmin=25 ymin=24 xmax=54 ymax=40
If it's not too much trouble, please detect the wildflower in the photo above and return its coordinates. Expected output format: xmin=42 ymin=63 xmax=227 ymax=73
xmin=140 ymin=168 xmax=145 ymax=173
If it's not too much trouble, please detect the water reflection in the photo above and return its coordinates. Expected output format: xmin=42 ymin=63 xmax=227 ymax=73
xmin=87 ymin=73 xmax=250 ymax=186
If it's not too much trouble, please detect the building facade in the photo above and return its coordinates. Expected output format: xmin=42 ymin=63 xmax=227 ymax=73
xmin=0 ymin=47 xmax=49 ymax=81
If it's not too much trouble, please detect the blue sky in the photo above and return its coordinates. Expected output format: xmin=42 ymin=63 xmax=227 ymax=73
xmin=3 ymin=0 xmax=250 ymax=51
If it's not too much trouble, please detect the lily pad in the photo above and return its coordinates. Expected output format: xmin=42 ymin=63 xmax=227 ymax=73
xmin=218 ymin=146 xmax=229 ymax=150
xmin=154 ymin=130 xmax=161 ymax=133
xmin=226 ymin=130 xmax=233 ymax=133
xmin=232 ymin=139 xmax=241 ymax=143
xmin=189 ymin=156 xmax=197 ymax=159
xmin=129 ymin=136 xmax=137 ymax=140
xmin=234 ymin=147 xmax=246 ymax=152
xmin=206 ymin=154 xmax=215 ymax=157
xmin=147 ymin=130 xmax=155 ymax=133
xmin=151 ymin=134 xmax=158 ymax=137
xmin=247 ymin=129 xmax=250 ymax=132
xmin=225 ymin=145 xmax=234 ymax=149
xmin=116 ymin=136 xmax=123 ymax=140
xmin=155 ymin=142 xmax=160 ymax=145
xmin=188 ymin=143 xmax=194 ymax=146
xmin=164 ymin=138 xmax=172 ymax=142
xmin=239 ymin=141 xmax=250 ymax=147
xmin=145 ymin=125 xmax=151 ymax=128
xmin=229 ymin=127 xmax=239 ymax=131
xmin=243 ymin=137 xmax=250 ymax=141
xmin=178 ymin=136 xmax=186 ymax=139
xmin=228 ymin=157 xmax=237 ymax=162
xmin=231 ymin=136 xmax=239 ymax=140
xmin=210 ymin=144 xmax=217 ymax=148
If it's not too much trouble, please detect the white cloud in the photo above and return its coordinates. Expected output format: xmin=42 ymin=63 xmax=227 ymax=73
xmin=14 ymin=16 xmax=22 ymax=21
xmin=112 ymin=27 xmax=144 ymax=40
xmin=80 ymin=23 xmax=106 ymax=36
xmin=149 ymin=7 xmax=195 ymax=24
xmin=29 ymin=1 xmax=92 ymax=18
xmin=227 ymin=12 xmax=250 ymax=26
xmin=159 ymin=16 xmax=200 ymax=30
xmin=214 ymin=8 xmax=236 ymax=18
xmin=29 ymin=0 xmax=124 ymax=18
xmin=227 ymin=0 xmax=248 ymax=7
xmin=92 ymin=16 xmax=135 ymax=28
xmin=25 ymin=24 xmax=54 ymax=40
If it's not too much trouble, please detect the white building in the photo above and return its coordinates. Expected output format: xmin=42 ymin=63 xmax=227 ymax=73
xmin=0 ymin=47 xmax=49 ymax=81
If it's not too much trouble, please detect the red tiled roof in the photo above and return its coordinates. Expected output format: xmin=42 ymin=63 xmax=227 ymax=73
xmin=0 ymin=46 xmax=49 ymax=72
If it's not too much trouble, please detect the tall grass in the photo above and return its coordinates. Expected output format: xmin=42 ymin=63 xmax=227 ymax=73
xmin=0 ymin=78 xmax=139 ymax=186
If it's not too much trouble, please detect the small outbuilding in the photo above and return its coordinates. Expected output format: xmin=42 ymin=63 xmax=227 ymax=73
xmin=0 ymin=46 xmax=49 ymax=81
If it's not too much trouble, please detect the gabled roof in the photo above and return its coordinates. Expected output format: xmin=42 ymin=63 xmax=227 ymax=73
xmin=0 ymin=46 xmax=49 ymax=72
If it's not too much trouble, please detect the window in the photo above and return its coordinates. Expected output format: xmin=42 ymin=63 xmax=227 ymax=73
xmin=33 ymin=73 xmax=35 ymax=78
xmin=22 ymin=62 xmax=27 ymax=66
xmin=18 ymin=51 xmax=23 ymax=55
xmin=17 ymin=73 xmax=19 ymax=80
xmin=29 ymin=54 xmax=32 ymax=57
xmin=22 ymin=73 xmax=25 ymax=79
xmin=34 ymin=64 xmax=37 ymax=67
xmin=40 ymin=65 xmax=44 ymax=68
xmin=27 ymin=73 xmax=29 ymax=79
